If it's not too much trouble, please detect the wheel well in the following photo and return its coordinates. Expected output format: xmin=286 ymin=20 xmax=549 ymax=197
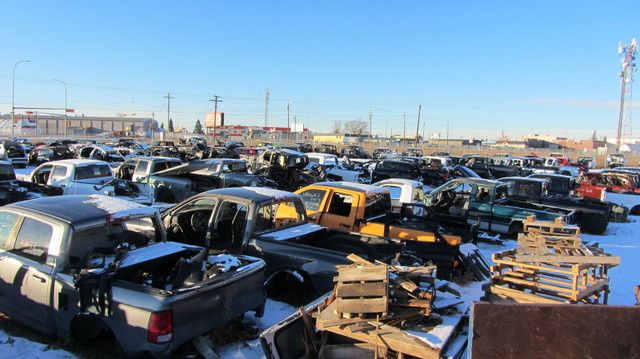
xmin=70 ymin=314 xmax=111 ymax=341
xmin=507 ymin=221 xmax=524 ymax=237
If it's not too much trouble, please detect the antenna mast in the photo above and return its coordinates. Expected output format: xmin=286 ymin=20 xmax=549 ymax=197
xmin=616 ymin=38 xmax=638 ymax=150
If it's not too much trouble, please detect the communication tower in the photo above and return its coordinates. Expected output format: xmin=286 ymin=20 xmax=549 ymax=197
xmin=616 ymin=38 xmax=637 ymax=150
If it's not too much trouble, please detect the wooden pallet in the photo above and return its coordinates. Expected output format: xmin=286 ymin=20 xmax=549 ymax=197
xmin=334 ymin=264 xmax=389 ymax=318
xmin=515 ymin=232 xmax=620 ymax=265
xmin=315 ymin=300 xmax=441 ymax=359
xmin=489 ymin=248 xmax=611 ymax=304
xmin=522 ymin=216 xmax=580 ymax=237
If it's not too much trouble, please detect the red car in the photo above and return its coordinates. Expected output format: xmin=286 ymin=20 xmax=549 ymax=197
xmin=575 ymin=172 xmax=639 ymax=200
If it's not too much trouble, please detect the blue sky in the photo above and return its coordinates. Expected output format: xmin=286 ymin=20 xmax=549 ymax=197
xmin=1 ymin=1 xmax=638 ymax=140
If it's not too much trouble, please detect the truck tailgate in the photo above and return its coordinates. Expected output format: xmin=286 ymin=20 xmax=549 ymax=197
xmin=170 ymin=255 xmax=266 ymax=347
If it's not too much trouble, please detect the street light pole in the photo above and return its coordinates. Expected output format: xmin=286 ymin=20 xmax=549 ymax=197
xmin=54 ymin=79 xmax=67 ymax=136
xmin=11 ymin=60 xmax=30 ymax=137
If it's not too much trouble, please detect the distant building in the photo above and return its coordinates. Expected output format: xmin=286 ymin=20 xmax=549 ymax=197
xmin=428 ymin=138 xmax=482 ymax=146
xmin=214 ymin=125 xmax=310 ymax=141
xmin=556 ymin=139 xmax=608 ymax=151
xmin=494 ymin=139 xmax=527 ymax=149
xmin=0 ymin=114 xmax=151 ymax=137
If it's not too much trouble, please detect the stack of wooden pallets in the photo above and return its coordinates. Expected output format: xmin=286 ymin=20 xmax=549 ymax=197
xmin=483 ymin=217 xmax=620 ymax=304
xmin=305 ymin=254 xmax=467 ymax=359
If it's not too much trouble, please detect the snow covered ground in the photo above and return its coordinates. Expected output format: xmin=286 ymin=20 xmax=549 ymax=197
xmin=2 ymin=217 xmax=638 ymax=358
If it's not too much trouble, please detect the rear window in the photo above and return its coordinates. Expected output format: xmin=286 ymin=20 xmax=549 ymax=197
xmin=75 ymin=165 xmax=113 ymax=180
xmin=364 ymin=193 xmax=391 ymax=218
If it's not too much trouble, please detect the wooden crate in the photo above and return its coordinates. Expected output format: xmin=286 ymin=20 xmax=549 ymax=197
xmin=489 ymin=248 xmax=611 ymax=304
xmin=334 ymin=265 xmax=389 ymax=318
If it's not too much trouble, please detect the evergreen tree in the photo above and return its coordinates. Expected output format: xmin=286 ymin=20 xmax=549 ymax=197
xmin=160 ymin=123 xmax=165 ymax=130
xmin=168 ymin=118 xmax=175 ymax=132
xmin=591 ymin=130 xmax=597 ymax=141
xmin=194 ymin=119 xmax=204 ymax=134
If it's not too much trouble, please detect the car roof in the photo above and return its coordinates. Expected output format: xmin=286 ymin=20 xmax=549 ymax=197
xmin=197 ymin=187 xmax=302 ymax=204
xmin=4 ymin=195 xmax=157 ymax=229
xmin=302 ymin=181 xmax=389 ymax=195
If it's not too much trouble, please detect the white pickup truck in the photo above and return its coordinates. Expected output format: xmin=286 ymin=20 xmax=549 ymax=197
xmin=0 ymin=195 xmax=266 ymax=358
xmin=25 ymin=159 xmax=154 ymax=204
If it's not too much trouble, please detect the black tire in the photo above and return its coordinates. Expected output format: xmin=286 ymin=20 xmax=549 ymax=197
xmin=576 ymin=213 xmax=608 ymax=235
xmin=507 ymin=221 xmax=524 ymax=239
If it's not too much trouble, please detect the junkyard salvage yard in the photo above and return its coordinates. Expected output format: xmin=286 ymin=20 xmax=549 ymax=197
xmin=3 ymin=2 xmax=640 ymax=358
xmin=0 ymin=174 xmax=639 ymax=358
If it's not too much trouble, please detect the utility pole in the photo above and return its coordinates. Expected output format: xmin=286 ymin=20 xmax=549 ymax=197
xmin=11 ymin=60 xmax=30 ymax=138
xmin=368 ymin=108 xmax=373 ymax=142
xmin=403 ymin=113 xmax=406 ymax=145
xmin=287 ymin=101 xmax=291 ymax=142
xmin=209 ymin=95 xmax=222 ymax=143
xmin=151 ymin=112 xmax=155 ymax=141
xmin=447 ymin=122 xmax=450 ymax=146
xmin=415 ymin=105 xmax=421 ymax=148
xmin=164 ymin=93 xmax=173 ymax=135
xmin=264 ymin=88 xmax=270 ymax=128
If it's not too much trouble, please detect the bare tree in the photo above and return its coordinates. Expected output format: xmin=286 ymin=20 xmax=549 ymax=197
xmin=332 ymin=121 xmax=342 ymax=133
xmin=343 ymin=119 xmax=368 ymax=136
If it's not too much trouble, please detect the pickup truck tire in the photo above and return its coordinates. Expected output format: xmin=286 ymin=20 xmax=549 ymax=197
xmin=575 ymin=213 xmax=608 ymax=235
xmin=507 ymin=221 xmax=523 ymax=238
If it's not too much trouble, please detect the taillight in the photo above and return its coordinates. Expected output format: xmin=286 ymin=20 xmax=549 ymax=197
xmin=147 ymin=310 xmax=173 ymax=344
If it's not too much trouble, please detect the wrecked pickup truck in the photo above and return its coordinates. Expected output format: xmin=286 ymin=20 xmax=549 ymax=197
xmin=0 ymin=195 xmax=266 ymax=359
xmin=293 ymin=181 xmax=484 ymax=279
xmin=0 ymin=160 xmax=63 ymax=204
xmin=162 ymin=187 xmax=460 ymax=304
xmin=498 ymin=176 xmax=611 ymax=234
xmin=116 ymin=157 xmax=274 ymax=203
xmin=25 ymin=159 xmax=152 ymax=204
xmin=425 ymin=178 xmax=576 ymax=236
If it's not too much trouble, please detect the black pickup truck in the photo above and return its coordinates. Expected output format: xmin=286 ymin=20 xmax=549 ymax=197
xmin=425 ymin=178 xmax=576 ymax=236
xmin=499 ymin=176 xmax=613 ymax=234
xmin=527 ymin=173 xmax=628 ymax=222
xmin=161 ymin=187 xmax=473 ymax=304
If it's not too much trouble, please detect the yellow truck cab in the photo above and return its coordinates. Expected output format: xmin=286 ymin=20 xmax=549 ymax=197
xmin=295 ymin=181 xmax=461 ymax=246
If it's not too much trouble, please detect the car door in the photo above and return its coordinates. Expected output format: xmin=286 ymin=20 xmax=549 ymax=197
xmin=47 ymin=165 xmax=71 ymax=190
xmin=29 ymin=164 xmax=54 ymax=185
xmin=297 ymin=188 xmax=331 ymax=225
xmin=0 ymin=214 xmax=59 ymax=334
